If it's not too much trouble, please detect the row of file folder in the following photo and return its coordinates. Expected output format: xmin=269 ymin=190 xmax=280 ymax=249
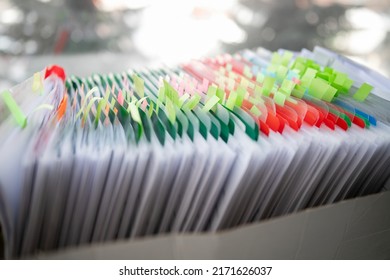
xmin=0 ymin=46 xmax=390 ymax=258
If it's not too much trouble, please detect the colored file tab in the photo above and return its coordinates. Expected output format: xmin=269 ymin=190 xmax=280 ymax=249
xmin=309 ymin=78 xmax=327 ymax=99
xmin=279 ymin=80 xmax=295 ymax=96
xmin=274 ymin=91 xmax=286 ymax=106
xmin=1 ymin=90 xmax=27 ymax=128
xmin=322 ymin=86 xmax=337 ymax=102
xmin=225 ymin=90 xmax=238 ymax=110
xmin=353 ymin=83 xmax=373 ymax=102
xmin=44 ymin=65 xmax=66 ymax=81
xmin=262 ymin=76 xmax=275 ymax=96
xmin=57 ymin=94 xmax=68 ymax=121
xmin=32 ymin=72 xmax=43 ymax=94
xmin=133 ymin=74 xmax=145 ymax=98
xmin=182 ymin=94 xmax=201 ymax=111
xmin=203 ymin=95 xmax=220 ymax=112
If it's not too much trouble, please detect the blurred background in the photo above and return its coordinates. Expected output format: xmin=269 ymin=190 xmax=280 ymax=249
xmin=0 ymin=0 xmax=390 ymax=90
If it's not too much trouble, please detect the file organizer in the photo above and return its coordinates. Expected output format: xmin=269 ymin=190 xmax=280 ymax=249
xmin=0 ymin=46 xmax=390 ymax=259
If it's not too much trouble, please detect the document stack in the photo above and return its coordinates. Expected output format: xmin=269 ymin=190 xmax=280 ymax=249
xmin=0 ymin=46 xmax=389 ymax=259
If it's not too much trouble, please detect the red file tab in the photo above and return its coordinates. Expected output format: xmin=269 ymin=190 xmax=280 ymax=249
xmin=44 ymin=65 xmax=66 ymax=81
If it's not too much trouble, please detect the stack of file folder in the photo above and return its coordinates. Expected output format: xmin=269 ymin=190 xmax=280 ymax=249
xmin=0 ymin=46 xmax=389 ymax=259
